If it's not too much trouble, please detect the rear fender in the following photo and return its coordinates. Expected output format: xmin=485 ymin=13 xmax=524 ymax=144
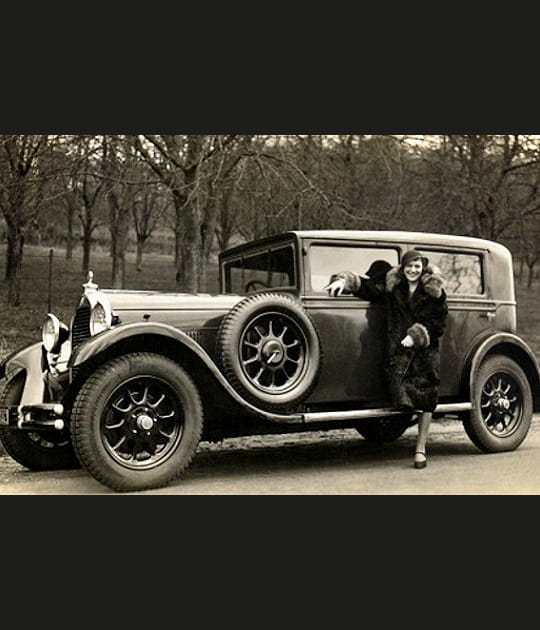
xmin=466 ymin=333 xmax=540 ymax=411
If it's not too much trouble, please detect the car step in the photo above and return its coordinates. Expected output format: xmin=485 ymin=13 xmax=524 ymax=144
xmin=301 ymin=402 xmax=472 ymax=424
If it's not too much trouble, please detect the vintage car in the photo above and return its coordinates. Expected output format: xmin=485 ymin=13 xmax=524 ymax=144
xmin=1 ymin=230 xmax=539 ymax=492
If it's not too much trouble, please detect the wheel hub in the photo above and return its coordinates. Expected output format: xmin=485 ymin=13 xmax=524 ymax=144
xmin=262 ymin=340 xmax=284 ymax=365
xmin=496 ymin=397 xmax=511 ymax=411
xmin=136 ymin=412 xmax=155 ymax=431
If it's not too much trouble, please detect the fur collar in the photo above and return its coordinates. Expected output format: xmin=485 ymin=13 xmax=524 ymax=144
xmin=386 ymin=264 xmax=446 ymax=298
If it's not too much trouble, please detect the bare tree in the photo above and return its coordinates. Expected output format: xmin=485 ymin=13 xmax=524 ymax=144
xmin=57 ymin=136 xmax=99 ymax=260
xmin=101 ymin=136 xmax=138 ymax=288
xmin=0 ymin=135 xmax=62 ymax=305
xmin=132 ymin=183 xmax=171 ymax=272
xmin=416 ymin=135 xmax=540 ymax=239
xmin=132 ymin=135 xmax=240 ymax=292
xmin=79 ymin=180 xmax=106 ymax=272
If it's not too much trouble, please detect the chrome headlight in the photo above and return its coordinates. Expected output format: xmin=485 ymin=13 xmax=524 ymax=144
xmin=42 ymin=314 xmax=69 ymax=353
xmin=90 ymin=301 xmax=112 ymax=335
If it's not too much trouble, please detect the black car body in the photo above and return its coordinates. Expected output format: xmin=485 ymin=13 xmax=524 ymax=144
xmin=1 ymin=231 xmax=539 ymax=491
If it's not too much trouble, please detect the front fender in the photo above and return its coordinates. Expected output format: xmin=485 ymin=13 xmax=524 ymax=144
xmin=1 ymin=342 xmax=46 ymax=406
xmin=69 ymin=322 xmax=303 ymax=424
xmin=70 ymin=322 xmax=212 ymax=368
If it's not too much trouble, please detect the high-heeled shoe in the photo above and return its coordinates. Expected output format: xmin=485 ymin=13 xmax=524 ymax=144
xmin=414 ymin=452 xmax=427 ymax=469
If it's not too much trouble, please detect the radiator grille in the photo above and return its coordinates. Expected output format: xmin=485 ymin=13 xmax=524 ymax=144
xmin=71 ymin=305 xmax=91 ymax=348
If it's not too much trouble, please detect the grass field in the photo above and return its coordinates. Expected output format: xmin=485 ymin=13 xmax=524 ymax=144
xmin=1 ymin=244 xmax=539 ymax=364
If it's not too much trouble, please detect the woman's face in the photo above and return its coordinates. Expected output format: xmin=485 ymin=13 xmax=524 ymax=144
xmin=403 ymin=258 xmax=424 ymax=283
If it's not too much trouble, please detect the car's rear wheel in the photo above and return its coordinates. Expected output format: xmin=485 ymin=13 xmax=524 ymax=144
xmin=0 ymin=375 xmax=80 ymax=471
xmin=216 ymin=293 xmax=322 ymax=413
xmin=356 ymin=416 xmax=413 ymax=443
xmin=71 ymin=353 xmax=203 ymax=492
xmin=464 ymin=355 xmax=532 ymax=453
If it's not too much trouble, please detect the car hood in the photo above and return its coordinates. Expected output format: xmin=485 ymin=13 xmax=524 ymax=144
xmin=101 ymin=290 xmax=244 ymax=313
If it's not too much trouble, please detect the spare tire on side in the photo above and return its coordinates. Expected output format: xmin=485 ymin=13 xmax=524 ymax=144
xmin=216 ymin=293 xmax=322 ymax=413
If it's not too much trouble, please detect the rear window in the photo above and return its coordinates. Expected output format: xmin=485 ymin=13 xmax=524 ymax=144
xmin=418 ymin=250 xmax=484 ymax=295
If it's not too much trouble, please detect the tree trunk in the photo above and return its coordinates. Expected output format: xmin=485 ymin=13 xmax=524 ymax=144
xmin=4 ymin=239 xmax=12 ymax=281
xmin=5 ymin=223 xmax=24 ymax=306
xmin=179 ymin=184 xmax=200 ymax=294
xmin=528 ymin=265 xmax=534 ymax=288
xmin=112 ymin=248 xmax=126 ymax=289
xmin=136 ymin=236 xmax=147 ymax=272
xmin=66 ymin=205 xmax=74 ymax=260
xmin=174 ymin=202 xmax=183 ymax=268
xmin=82 ymin=227 xmax=92 ymax=273
xmin=199 ymin=257 xmax=207 ymax=293
xmin=110 ymin=229 xmax=118 ymax=282
xmin=172 ymin=190 xmax=196 ymax=291
xmin=110 ymin=207 xmax=129 ymax=290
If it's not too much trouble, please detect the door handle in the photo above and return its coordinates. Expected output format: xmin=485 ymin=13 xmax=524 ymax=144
xmin=479 ymin=312 xmax=496 ymax=319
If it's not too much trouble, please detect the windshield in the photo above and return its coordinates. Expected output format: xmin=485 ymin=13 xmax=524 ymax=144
xmin=222 ymin=244 xmax=296 ymax=295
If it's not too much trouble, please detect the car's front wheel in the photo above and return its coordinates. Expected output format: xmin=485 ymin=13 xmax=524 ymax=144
xmin=464 ymin=355 xmax=532 ymax=453
xmin=70 ymin=353 xmax=203 ymax=492
xmin=0 ymin=374 xmax=80 ymax=471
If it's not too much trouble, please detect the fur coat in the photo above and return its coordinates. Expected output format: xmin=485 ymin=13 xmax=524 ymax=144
xmin=335 ymin=265 xmax=448 ymax=412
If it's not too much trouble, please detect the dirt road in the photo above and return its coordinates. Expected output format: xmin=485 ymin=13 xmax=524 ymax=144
xmin=1 ymin=417 xmax=540 ymax=495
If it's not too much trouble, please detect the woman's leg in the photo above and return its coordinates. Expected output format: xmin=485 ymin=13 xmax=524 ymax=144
xmin=414 ymin=412 xmax=432 ymax=468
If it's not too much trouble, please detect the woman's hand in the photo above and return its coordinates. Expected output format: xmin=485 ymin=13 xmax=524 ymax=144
xmin=324 ymin=279 xmax=346 ymax=297
xmin=401 ymin=335 xmax=414 ymax=348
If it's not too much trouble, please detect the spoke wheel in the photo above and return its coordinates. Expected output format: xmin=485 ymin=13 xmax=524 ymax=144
xmin=240 ymin=312 xmax=308 ymax=395
xmin=71 ymin=353 xmax=203 ymax=492
xmin=479 ymin=373 xmax=523 ymax=438
xmin=102 ymin=376 xmax=184 ymax=471
xmin=464 ymin=355 xmax=532 ymax=453
xmin=216 ymin=293 xmax=322 ymax=413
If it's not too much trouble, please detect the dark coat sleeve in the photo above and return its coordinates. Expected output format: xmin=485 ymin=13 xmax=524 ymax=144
xmin=329 ymin=272 xmax=386 ymax=303
xmin=409 ymin=291 xmax=448 ymax=348
xmin=420 ymin=291 xmax=448 ymax=341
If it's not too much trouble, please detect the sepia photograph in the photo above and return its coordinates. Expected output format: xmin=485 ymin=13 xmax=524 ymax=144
xmin=1 ymin=134 xmax=539 ymax=495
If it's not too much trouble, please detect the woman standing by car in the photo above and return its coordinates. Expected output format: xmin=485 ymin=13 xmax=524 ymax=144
xmin=325 ymin=250 xmax=449 ymax=470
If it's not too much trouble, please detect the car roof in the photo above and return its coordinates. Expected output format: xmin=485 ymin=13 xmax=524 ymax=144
xmin=290 ymin=230 xmax=500 ymax=250
xmin=220 ymin=230 xmax=506 ymax=257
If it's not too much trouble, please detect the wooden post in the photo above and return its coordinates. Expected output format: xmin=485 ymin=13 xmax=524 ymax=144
xmin=48 ymin=249 xmax=54 ymax=313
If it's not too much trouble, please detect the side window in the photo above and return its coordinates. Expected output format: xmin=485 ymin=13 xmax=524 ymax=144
xmin=419 ymin=250 xmax=484 ymax=295
xmin=224 ymin=245 xmax=296 ymax=294
xmin=308 ymin=245 xmax=399 ymax=294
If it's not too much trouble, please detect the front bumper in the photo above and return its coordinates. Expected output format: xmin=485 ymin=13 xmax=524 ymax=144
xmin=0 ymin=404 xmax=65 ymax=432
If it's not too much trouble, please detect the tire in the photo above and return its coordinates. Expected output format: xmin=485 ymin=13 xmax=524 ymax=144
xmin=70 ymin=353 xmax=203 ymax=492
xmin=464 ymin=355 xmax=533 ymax=453
xmin=216 ymin=293 xmax=322 ymax=413
xmin=0 ymin=374 xmax=80 ymax=471
xmin=356 ymin=416 xmax=413 ymax=443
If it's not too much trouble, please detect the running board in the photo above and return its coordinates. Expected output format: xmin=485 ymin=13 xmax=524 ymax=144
xmin=300 ymin=402 xmax=472 ymax=424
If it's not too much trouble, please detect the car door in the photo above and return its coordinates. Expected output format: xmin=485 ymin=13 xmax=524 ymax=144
xmin=301 ymin=241 xmax=400 ymax=406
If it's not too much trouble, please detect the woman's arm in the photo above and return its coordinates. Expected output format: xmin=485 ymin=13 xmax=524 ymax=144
xmin=406 ymin=293 xmax=449 ymax=349
xmin=325 ymin=271 xmax=385 ymax=302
